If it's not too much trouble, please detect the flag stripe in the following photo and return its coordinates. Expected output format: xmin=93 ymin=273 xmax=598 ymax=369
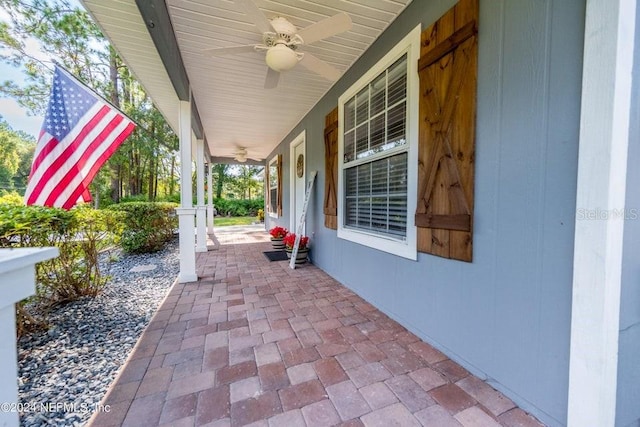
xmin=46 ymin=113 xmax=126 ymax=207
xmin=61 ymin=122 xmax=135 ymax=209
xmin=27 ymin=105 xmax=112 ymax=205
xmin=29 ymin=133 xmax=57 ymax=177
xmin=51 ymin=116 xmax=130 ymax=208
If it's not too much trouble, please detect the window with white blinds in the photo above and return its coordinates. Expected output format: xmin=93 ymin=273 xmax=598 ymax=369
xmin=342 ymin=54 xmax=409 ymax=240
xmin=268 ymin=155 xmax=278 ymax=217
xmin=337 ymin=26 xmax=419 ymax=260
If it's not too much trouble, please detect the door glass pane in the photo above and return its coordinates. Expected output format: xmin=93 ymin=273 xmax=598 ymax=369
xmin=344 ymin=130 xmax=355 ymax=163
xmin=387 ymin=102 xmax=406 ymax=146
xmin=344 ymin=98 xmax=356 ymax=132
xmin=370 ymin=73 xmax=386 ymax=117
xmin=388 ymin=55 xmax=407 ymax=106
xmin=369 ymin=114 xmax=386 ymax=153
xmin=355 ymin=123 xmax=368 ymax=158
xmin=356 ymin=87 xmax=369 ymax=125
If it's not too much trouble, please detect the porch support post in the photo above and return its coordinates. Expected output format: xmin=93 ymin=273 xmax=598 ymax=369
xmin=207 ymin=155 xmax=215 ymax=235
xmin=176 ymin=99 xmax=197 ymax=283
xmin=195 ymin=138 xmax=207 ymax=252
xmin=567 ymin=0 xmax=636 ymax=425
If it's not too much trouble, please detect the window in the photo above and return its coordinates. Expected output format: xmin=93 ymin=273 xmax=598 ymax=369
xmin=267 ymin=155 xmax=280 ymax=217
xmin=338 ymin=26 xmax=420 ymax=260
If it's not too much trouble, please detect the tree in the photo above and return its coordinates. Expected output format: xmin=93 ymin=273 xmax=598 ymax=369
xmin=0 ymin=117 xmax=35 ymax=193
xmin=228 ymin=165 xmax=263 ymax=200
xmin=0 ymin=0 xmax=181 ymax=205
xmin=0 ymin=0 xmax=108 ymax=113
xmin=212 ymin=164 xmax=229 ymax=199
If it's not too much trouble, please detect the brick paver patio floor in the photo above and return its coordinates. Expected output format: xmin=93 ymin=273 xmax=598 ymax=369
xmin=89 ymin=227 xmax=544 ymax=427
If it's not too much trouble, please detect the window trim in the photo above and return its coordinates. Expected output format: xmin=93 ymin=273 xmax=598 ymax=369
xmin=337 ymin=25 xmax=420 ymax=260
xmin=268 ymin=155 xmax=279 ymax=218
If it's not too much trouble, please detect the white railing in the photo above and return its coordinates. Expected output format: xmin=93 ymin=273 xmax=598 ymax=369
xmin=0 ymin=247 xmax=58 ymax=427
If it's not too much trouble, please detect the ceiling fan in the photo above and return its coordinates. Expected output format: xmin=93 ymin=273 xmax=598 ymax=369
xmin=233 ymin=147 xmax=259 ymax=163
xmin=204 ymin=0 xmax=352 ymax=89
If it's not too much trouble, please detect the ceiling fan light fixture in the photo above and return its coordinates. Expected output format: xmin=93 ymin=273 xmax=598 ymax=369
xmin=234 ymin=148 xmax=248 ymax=162
xmin=265 ymin=44 xmax=298 ymax=72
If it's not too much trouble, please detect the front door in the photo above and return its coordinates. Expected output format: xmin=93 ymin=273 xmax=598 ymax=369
xmin=290 ymin=131 xmax=306 ymax=235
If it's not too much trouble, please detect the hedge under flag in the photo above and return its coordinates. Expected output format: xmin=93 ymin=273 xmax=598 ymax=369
xmin=24 ymin=65 xmax=135 ymax=209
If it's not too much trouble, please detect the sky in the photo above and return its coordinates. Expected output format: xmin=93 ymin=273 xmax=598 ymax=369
xmin=0 ymin=63 xmax=44 ymax=139
xmin=0 ymin=0 xmax=83 ymax=139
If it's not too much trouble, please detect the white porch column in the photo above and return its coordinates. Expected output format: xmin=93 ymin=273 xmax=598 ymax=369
xmin=567 ymin=0 xmax=636 ymax=425
xmin=0 ymin=247 xmax=58 ymax=427
xmin=207 ymin=158 xmax=215 ymax=235
xmin=177 ymin=99 xmax=197 ymax=283
xmin=195 ymin=138 xmax=207 ymax=252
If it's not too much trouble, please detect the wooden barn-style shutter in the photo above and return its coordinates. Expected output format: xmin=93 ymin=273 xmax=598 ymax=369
xmin=416 ymin=0 xmax=478 ymax=262
xmin=276 ymin=154 xmax=283 ymax=216
xmin=324 ymin=107 xmax=339 ymax=229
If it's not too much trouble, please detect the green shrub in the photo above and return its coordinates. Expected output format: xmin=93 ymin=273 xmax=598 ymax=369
xmin=158 ymin=193 xmax=181 ymax=204
xmin=0 ymin=204 xmax=124 ymax=335
xmin=119 ymin=194 xmax=150 ymax=203
xmin=214 ymin=198 xmax=264 ymax=216
xmin=108 ymin=201 xmax=178 ymax=253
xmin=0 ymin=191 xmax=24 ymax=205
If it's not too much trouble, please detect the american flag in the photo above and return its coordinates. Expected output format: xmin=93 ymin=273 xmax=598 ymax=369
xmin=24 ymin=65 xmax=135 ymax=209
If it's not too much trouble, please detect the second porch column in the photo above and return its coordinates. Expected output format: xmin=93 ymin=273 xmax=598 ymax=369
xmin=176 ymin=99 xmax=197 ymax=283
xmin=207 ymin=157 xmax=215 ymax=235
xmin=195 ymin=138 xmax=207 ymax=252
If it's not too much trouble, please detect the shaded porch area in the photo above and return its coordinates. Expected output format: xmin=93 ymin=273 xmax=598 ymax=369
xmin=89 ymin=229 xmax=543 ymax=427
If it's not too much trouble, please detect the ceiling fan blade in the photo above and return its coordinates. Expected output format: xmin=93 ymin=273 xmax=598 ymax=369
xmin=264 ymin=67 xmax=281 ymax=89
xmin=299 ymin=53 xmax=341 ymax=81
xmin=236 ymin=0 xmax=273 ymax=34
xmin=297 ymin=12 xmax=352 ymax=45
xmin=203 ymin=45 xmax=257 ymax=56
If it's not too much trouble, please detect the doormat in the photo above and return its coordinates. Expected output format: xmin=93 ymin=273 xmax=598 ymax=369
xmin=263 ymin=250 xmax=289 ymax=262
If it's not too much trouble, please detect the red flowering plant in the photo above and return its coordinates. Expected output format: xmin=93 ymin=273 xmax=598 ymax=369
xmin=283 ymin=233 xmax=310 ymax=250
xmin=269 ymin=226 xmax=288 ymax=239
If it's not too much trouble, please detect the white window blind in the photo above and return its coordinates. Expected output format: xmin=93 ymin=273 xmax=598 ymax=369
xmin=342 ymin=55 xmax=408 ymax=240
xmin=345 ymin=153 xmax=408 ymax=238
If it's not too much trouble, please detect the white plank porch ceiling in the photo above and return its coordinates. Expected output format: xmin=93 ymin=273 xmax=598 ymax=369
xmin=82 ymin=0 xmax=412 ymax=161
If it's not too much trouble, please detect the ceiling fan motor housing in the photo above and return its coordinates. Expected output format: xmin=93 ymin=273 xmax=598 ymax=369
xmin=270 ymin=17 xmax=297 ymax=38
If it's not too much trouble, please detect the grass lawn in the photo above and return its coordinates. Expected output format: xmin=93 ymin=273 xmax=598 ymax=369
xmin=214 ymin=216 xmax=259 ymax=227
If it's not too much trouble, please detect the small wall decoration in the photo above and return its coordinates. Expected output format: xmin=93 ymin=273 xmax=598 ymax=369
xmin=296 ymin=154 xmax=304 ymax=178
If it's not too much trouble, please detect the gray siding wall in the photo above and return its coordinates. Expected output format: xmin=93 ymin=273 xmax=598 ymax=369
xmin=617 ymin=2 xmax=640 ymax=425
xmin=267 ymin=1 xmax=584 ymax=424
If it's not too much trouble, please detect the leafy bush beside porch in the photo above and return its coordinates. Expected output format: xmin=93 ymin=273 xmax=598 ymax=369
xmin=0 ymin=204 xmax=124 ymax=336
xmin=213 ymin=198 xmax=264 ymax=217
xmin=107 ymin=202 xmax=178 ymax=253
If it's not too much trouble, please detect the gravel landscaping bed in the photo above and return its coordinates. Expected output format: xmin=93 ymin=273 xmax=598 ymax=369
xmin=17 ymin=238 xmax=179 ymax=427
